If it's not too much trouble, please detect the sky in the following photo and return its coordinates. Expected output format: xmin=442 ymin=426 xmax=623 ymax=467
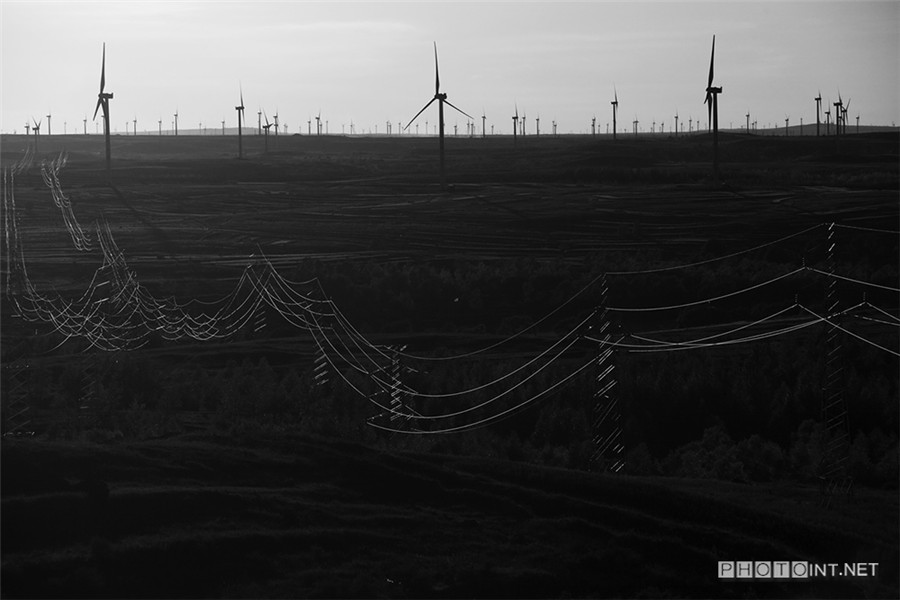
xmin=1 ymin=0 xmax=898 ymax=136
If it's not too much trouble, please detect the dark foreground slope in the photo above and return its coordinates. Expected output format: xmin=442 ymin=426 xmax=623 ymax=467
xmin=2 ymin=434 xmax=897 ymax=599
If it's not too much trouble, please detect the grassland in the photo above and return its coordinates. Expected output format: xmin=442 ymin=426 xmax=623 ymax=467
xmin=2 ymin=432 xmax=898 ymax=598
xmin=1 ymin=131 xmax=898 ymax=598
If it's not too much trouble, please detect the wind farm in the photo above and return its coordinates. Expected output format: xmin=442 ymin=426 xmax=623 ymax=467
xmin=1 ymin=3 xmax=899 ymax=597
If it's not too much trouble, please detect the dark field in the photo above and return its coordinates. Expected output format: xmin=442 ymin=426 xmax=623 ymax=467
xmin=2 ymin=131 xmax=898 ymax=598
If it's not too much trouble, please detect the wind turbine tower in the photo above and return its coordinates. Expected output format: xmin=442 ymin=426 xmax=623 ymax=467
xmin=174 ymin=110 xmax=179 ymax=136
xmin=32 ymin=119 xmax=41 ymax=150
xmin=92 ymin=43 xmax=114 ymax=171
xmin=611 ymin=88 xmax=618 ymax=140
xmin=815 ymin=92 xmax=822 ymax=137
xmin=833 ymin=97 xmax=843 ymax=138
xmin=674 ymin=111 xmax=678 ymax=137
xmin=482 ymin=111 xmax=486 ymax=138
xmin=703 ymin=35 xmax=723 ymax=180
xmin=512 ymin=104 xmax=519 ymax=146
xmin=403 ymin=42 xmax=473 ymax=189
xmin=46 ymin=113 xmax=51 ymax=136
xmin=235 ymin=86 xmax=245 ymax=158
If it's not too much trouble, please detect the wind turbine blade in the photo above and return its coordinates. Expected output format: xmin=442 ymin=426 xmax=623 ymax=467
xmin=93 ymin=98 xmax=103 ymax=121
xmin=515 ymin=103 xmax=518 ymax=118
xmin=100 ymin=42 xmax=106 ymax=93
xmin=404 ymin=97 xmax=436 ymax=130
xmin=443 ymin=99 xmax=473 ymax=121
xmin=614 ymin=86 xmax=617 ymax=104
xmin=433 ymin=42 xmax=440 ymax=95
xmin=707 ymin=35 xmax=715 ymax=89
xmin=240 ymin=84 xmax=244 ymax=108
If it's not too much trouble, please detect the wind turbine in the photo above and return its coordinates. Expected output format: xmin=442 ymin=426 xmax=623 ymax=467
xmin=611 ymin=88 xmax=618 ymax=140
xmin=482 ymin=110 xmax=486 ymax=138
xmin=83 ymin=116 xmax=87 ymax=135
xmin=512 ymin=104 xmax=519 ymax=145
xmin=235 ymin=85 xmax=245 ymax=158
xmin=833 ymin=95 xmax=843 ymax=138
xmin=31 ymin=118 xmax=41 ymax=150
xmin=703 ymin=34 xmax=722 ymax=180
xmin=746 ymin=110 xmax=750 ymax=135
xmin=591 ymin=116 xmax=596 ymax=136
xmin=92 ymin=43 xmax=113 ymax=170
xmin=315 ymin=111 xmax=321 ymax=136
xmin=46 ymin=112 xmax=52 ymax=136
xmin=815 ymin=91 xmax=822 ymax=137
xmin=785 ymin=115 xmax=790 ymax=136
xmin=274 ymin=110 xmax=279 ymax=139
xmin=133 ymin=116 xmax=137 ymax=136
xmin=674 ymin=110 xmax=678 ymax=137
xmin=842 ymin=98 xmax=850 ymax=135
xmin=174 ymin=109 xmax=179 ymax=136
xmin=262 ymin=110 xmax=273 ymax=151
xmin=536 ymin=114 xmax=540 ymax=136
xmin=403 ymin=42 xmax=472 ymax=189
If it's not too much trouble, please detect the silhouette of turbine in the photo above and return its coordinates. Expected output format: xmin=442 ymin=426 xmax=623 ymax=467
xmin=815 ymin=91 xmax=822 ymax=137
xmin=703 ymin=35 xmax=722 ymax=180
xmin=262 ymin=110 xmax=274 ymax=152
xmin=91 ymin=43 xmax=114 ymax=171
xmin=611 ymin=87 xmax=618 ymax=140
xmin=235 ymin=85 xmax=245 ymax=158
xmin=31 ymin=118 xmax=41 ymax=151
xmin=512 ymin=103 xmax=518 ymax=146
xmin=404 ymin=42 xmax=472 ymax=189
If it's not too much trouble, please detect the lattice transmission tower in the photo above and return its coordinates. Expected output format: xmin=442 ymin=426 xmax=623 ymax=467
xmin=589 ymin=275 xmax=625 ymax=473
xmin=818 ymin=222 xmax=853 ymax=502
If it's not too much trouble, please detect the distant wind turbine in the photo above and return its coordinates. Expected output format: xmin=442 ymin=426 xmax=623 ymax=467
xmin=262 ymin=110 xmax=273 ymax=151
xmin=815 ymin=91 xmax=822 ymax=137
xmin=92 ymin=42 xmax=113 ymax=170
xmin=703 ymin=34 xmax=722 ymax=179
xmin=235 ymin=85 xmax=245 ymax=158
xmin=403 ymin=42 xmax=472 ymax=189
xmin=174 ymin=109 xmax=179 ymax=136
xmin=611 ymin=88 xmax=618 ymax=140
xmin=46 ymin=112 xmax=52 ymax=136
xmin=512 ymin=104 xmax=519 ymax=145
xmin=31 ymin=118 xmax=41 ymax=150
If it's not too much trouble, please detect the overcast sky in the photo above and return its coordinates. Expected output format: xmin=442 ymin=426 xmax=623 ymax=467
xmin=2 ymin=0 xmax=898 ymax=135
